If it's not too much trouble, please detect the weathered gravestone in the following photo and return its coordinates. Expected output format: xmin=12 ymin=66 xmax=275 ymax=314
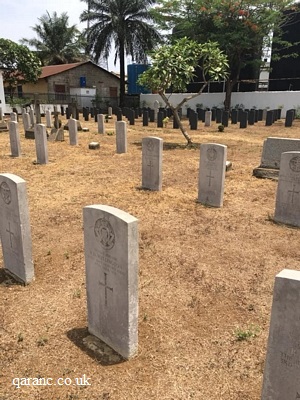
xmin=157 ymin=111 xmax=163 ymax=128
xmin=221 ymin=110 xmax=229 ymax=127
xmin=9 ymin=121 xmax=21 ymax=157
xmin=153 ymin=100 xmax=159 ymax=121
xmin=285 ymin=109 xmax=295 ymax=127
xmin=253 ymin=137 xmax=300 ymax=180
xmin=22 ymin=112 xmax=31 ymax=132
xmin=142 ymin=137 xmax=163 ymax=191
xmin=98 ymin=114 xmax=105 ymax=134
xmin=0 ymin=173 xmax=34 ymax=284
xmin=198 ymin=143 xmax=227 ymax=207
xmin=115 ymin=121 xmax=127 ymax=154
xmin=261 ymin=269 xmax=300 ymax=399
xmin=274 ymin=151 xmax=300 ymax=227
xmin=68 ymin=118 xmax=78 ymax=145
xmin=45 ymin=109 xmax=52 ymax=128
xmin=204 ymin=111 xmax=212 ymax=127
xmin=239 ymin=111 xmax=248 ymax=128
xmin=35 ymin=100 xmax=41 ymax=124
xmin=231 ymin=109 xmax=238 ymax=124
xmin=142 ymin=110 xmax=149 ymax=126
xmin=10 ymin=112 xmax=17 ymax=122
xmin=34 ymin=124 xmax=48 ymax=164
xmin=83 ymin=204 xmax=139 ymax=359
xmin=265 ymin=110 xmax=274 ymax=126
xmin=189 ymin=111 xmax=198 ymax=130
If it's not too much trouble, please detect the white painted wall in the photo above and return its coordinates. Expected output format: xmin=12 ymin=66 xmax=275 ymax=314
xmin=140 ymin=91 xmax=300 ymax=118
xmin=0 ymin=71 xmax=6 ymax=114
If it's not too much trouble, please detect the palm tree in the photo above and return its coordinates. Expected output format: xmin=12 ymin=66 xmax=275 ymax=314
xmin=21 ymin=11 xmax=87 ymax=65
xmin=80 ymin=0 xmax=162 ymax=106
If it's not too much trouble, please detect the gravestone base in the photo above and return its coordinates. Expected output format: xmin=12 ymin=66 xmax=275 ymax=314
xmin=82 ymin=335 xmax=124 ymax=364
xmin=25 ymin=129 xmax=35 ymax=139
xmin=89 ymin=142 xmax=100 ymax=150
xmin=4 ymin=268 xmax=32 ymax=286
xmin=252 ymin=166 xmax=279 ymax=180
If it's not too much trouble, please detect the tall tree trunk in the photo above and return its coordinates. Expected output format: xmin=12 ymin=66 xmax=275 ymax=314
xmin=119 ymin=42 xmax=125 ymax=107
xmin=159 ymin=91 xmax=192 ymax=145
xmin=224 ymin=79 xmax=235 ymax=111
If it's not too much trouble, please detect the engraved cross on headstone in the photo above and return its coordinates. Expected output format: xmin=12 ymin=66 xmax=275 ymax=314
xmin=147 ymin=159 xmax=154 ymax=177
xmin=288 ymin=184 xmax=300 ymax=204
xmin=206 ymin=170 xmax=215 ymax=187
xmin=99 ymin=272 xmax=113 ymax=306
xmin=6 ymin=222 xmax=14 ymax=248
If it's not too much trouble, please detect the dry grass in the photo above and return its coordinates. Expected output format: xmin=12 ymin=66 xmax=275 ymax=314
xmin=0 ymin=114 xmax=300 ymax=400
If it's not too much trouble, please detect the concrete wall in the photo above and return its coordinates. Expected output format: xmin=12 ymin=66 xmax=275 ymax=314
xmin=140 ymin=91 xmax=300 ymax=118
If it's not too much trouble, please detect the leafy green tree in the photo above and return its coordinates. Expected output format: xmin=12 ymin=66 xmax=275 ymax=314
xmin=21 ymin=11 xmax=87 ymax=65
xmin=154 ymin=0 xmax=296 ymax=110
xmin=0 ymin=38 xmax=41 ymax=100
xmin=138 ymin=37 xmax=228 ymax=144
xmin=80 ymin=0 xmax=162 ymax=106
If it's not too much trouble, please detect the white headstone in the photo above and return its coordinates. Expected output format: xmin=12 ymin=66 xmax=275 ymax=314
xmin=97 ymin=114 xmax=105 ymax=134
xmin=34 ymin=124 xmax=48 ymax=164
xmin=262 ymin=109 xmax=267 ymax=121
xmin=153 ymin=100 xmax=159 ymax=121
xmin=9 ymin=121 xmax=21 ymax=157
xmin=261 ymin=269 xmax=300 ymax=399
xmin=142 ymin=136 xmax=163 ymax=191
xmin=10 ymin=112 xmax=17 ymax=122
xmin=45 ymin=109 xmax=52 ymax=128
xmin=115 ymin=121 xmax=127 ymax=154
xmin=29 ymin=106 xmax=35 ymax=126
xmin=68 ymin=118 xmax=78 ymax=145
xmin=204 ymin=111 xmax=212 ymax=127
xmin=274 ymin=151 xmax=300 ymax=227
xmin=0 ymin=173 xmax=34 ymax=284
xmin=22 ymin=113 xmax=31 ymax=131
xmin=83 ymin=204 xmax=139 ymax=359
xmin=198 ymin=143 xmax=227 ymax=207
xmin=108 ymin=107 xmax=113 ymax=117
xmin=0 ymin=107 xmax=3 ymax=120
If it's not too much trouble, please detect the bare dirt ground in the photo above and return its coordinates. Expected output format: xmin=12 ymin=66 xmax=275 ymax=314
xmin=0 ymin=113 xmax=300 ymax=400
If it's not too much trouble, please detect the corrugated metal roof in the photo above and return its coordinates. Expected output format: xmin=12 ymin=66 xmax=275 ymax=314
xmin=40 ymin=62 xmax=88 ymax=78
xmin=39 ymin=61 xmax=120 ymax=80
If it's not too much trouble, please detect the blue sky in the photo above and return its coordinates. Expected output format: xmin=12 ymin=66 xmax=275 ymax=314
xmin=0 ymin=0 xmax=121 ymax=72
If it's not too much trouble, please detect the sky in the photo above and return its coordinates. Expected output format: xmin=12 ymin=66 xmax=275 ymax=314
xmin=0 ymin=0 xmax=122 ymax=72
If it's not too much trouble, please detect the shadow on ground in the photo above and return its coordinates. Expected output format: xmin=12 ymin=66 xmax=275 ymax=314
xmin=67 ymin=327 xmax=125 ymax=366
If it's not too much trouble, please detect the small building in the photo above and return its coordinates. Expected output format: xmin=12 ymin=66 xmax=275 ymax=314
xmin=18 ymin=61 xmax=120 ymax=109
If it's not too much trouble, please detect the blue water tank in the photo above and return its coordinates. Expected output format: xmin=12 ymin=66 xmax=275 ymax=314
xmin=127 ymin=64 xmax=150 ymax=95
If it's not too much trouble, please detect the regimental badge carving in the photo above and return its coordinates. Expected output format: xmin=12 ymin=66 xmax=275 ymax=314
xmin=94 ymin=218 xmax=115 ymax=250
xmin=289 ymin=156 xmax=300 ymax=173
xmin=206 ymin=147 xmax=217 ymax=161
xmin=147 ymin=139 xmax=154 ymax=152
xmin=0 ymin=182 xmax=11 ymax=204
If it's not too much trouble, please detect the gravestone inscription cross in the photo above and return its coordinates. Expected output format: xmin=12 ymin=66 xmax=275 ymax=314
xmin=0 ymin=173 xmax=34 ymax=284
xmin=83 ymin=204 xmax=139 ymax=359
